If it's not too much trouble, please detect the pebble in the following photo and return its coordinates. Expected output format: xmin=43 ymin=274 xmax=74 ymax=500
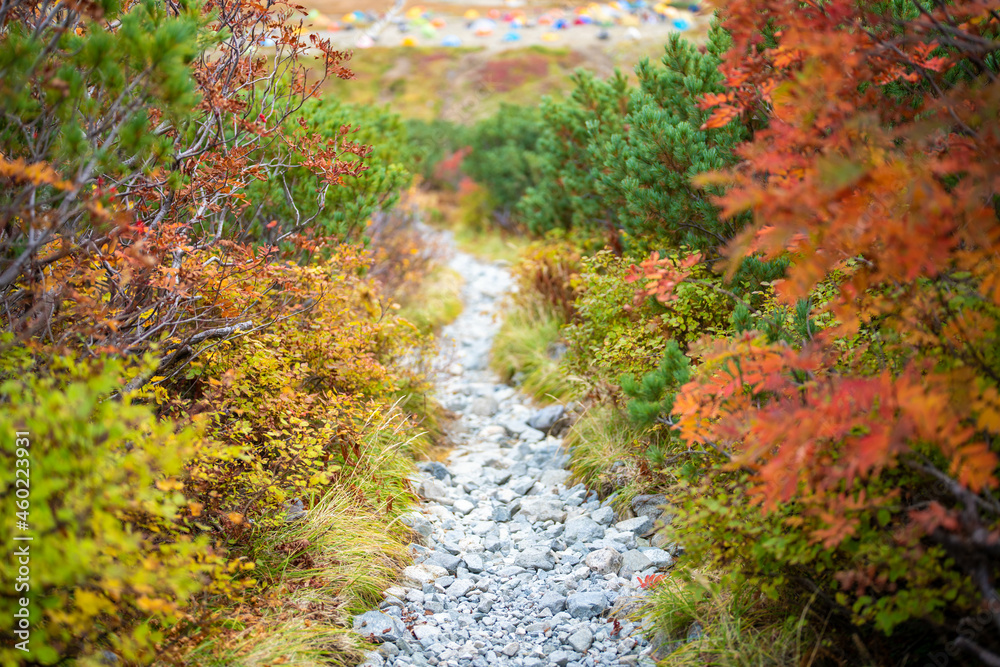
xmin=352 ymin=234 xmax=664 ymax=666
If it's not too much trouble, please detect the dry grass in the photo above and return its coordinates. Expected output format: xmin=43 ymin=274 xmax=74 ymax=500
xmin=173 ymin=411 xmax=421 ymax=666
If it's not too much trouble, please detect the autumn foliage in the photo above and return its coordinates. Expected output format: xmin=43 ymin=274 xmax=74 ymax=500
xmin=464 ymin=0 xmax=1000 ymax=661
xmin=627 ymin=0 xmax=1000 ymax=661
xmin=0 ymin=0 xmax=432 ymax=663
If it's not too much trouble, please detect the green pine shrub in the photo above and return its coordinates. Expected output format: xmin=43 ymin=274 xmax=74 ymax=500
xmin=516 ymin=70 xmax=633 ymax=238
xmin=600 ymin=27 xmax=751 ymax=253
xmin=620 ymin=339 xmax=692 ymax=429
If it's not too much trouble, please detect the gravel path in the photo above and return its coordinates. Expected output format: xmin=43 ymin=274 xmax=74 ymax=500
xmin=354 ymin=237 xmax=674 ymax=667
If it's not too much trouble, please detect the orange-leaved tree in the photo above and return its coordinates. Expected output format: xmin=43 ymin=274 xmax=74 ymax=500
xmin=640 ymin=0 xmax=999 ymax=661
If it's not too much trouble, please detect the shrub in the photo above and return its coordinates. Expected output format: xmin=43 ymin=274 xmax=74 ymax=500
xmin=516 ymin=70 xmax=632 ymax=240
xmin=0 ymin=353 xmax=230 ymax=665
xmin=250 ymin=99 xmax=415 ymax=246
xmin=460 ymin=104 xmax=544 ymax=230
xmin=599 ymin=27 xmax=751 ymax=253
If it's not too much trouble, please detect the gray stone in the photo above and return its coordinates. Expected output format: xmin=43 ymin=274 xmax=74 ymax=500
xmin=283 ymin=498 xmax=306 ymax=522
xmin=540 ymin=469 xmax=572 ymax=487
xmin=583 ymin=547 xmax=622 ymax=575
xmin=567 ymin=627 xmax=594 ymax=652
xmin=492 ymin=505 xmax=512 ymax=522
xmin=470 ymin=396 xmax=499 ymax=416
xmin=563 ymin=516 xmax=605 ymax=543
xmin=638 ymin=547 xmax=673 ymax=570
xmin=417 ymin=462 xmax=448 ymax=482
xmin=508 ymin=476 xmax=536 ymax=495
xmin=527 ymin=404 xmax=566 ymax=433
xmin=463 ymin=553 xmax=485 ymax=573
xmin=514 ymin=547 xmax=555 ymax=571
xmin=447 ymin=578 xmax=476 ymax=598
xmin=520 ymin=427 xmax=545 ymax=443
xmin=500 ymin=418 xmax=530 ymax=435
xmin=413 ymin=624 xmax=442 ymax=643
xmin=602 ymin=528 xmax=637 ymax=551
xmin=631 ymin=494 xmax=667 ymax=520
xmin=619 ymin=550 xmax=653 ymax=577
xmin=591 ymin=506 xmax=615 ymax=526
xmin=426 ymin=551 xmax=461 ymax=575
xmin=615 ymin=515 xmax=654 ymax=535
xmin=479 ymin=424 xmax=507 ymax=440
xmin=518 ymin=497 xmax=567 ymax=523
xmin=437 ymin=538 xmax=462 ymax=555
xmin=400 ymin=511 xmax=433 ymax=545
xmin=359 ymin=650 xmax=385 ymax=666
xmin=538 ymin=591 xmax=566 ymax=613
xmin=651 ymin=532 xmax=673 ymax=550
xmin=549 ymin=650 xmax=574 ymax=666
xmin=402 ymin=563 xmax=448 ymax=587
xmin=486 ymin=468 xmax=512 ymax=485
xmin=502 ymin=642 xmax=520 ymax=656
xmin=353 ymin=610 xmax=409 ymax=643
xmin=418 ymin=479 xmax=448 ymax=501
xmin=566 ymin=591 xmax=608 ymax=619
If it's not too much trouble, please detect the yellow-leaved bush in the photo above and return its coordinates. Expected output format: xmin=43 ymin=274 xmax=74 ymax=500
xmin=165 ymin=247 xmax=432 ymax=525
xmin=0 ymin=351 xmax=233 ymax=666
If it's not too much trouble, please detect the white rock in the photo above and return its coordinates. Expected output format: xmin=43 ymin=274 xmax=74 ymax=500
xmin=453 ymin=499 xmax=476 ymax=515
xmin=584 ymin=547 xmax=623 ymax=574
xmin=539 ymin=469 xmax=571 ymax=487
xmin=519 ymin=497 xmax=567 ymax=523
xmin=414 ymin=624 xmax=442 ymax=641
xmin=402 ymin=563 xmax=448 ymax=587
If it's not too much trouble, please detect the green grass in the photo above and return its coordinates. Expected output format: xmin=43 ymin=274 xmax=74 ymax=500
xmin=451 ymin=224 xmax=529 ymax=265
xmin=639 ymin=573 xmax=839 ymax=667
xmin=563 ymin=405 xmax=649 ymax=510
xmin=397 ymin=264 xmax=464 ymax=335
xmin=490 ymin=296 xmax=577 ymax=403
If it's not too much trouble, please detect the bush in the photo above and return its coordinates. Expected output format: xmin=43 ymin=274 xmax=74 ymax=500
xmin=516 ymin=70 xmax=632 ymax=240
xmin=0 ymin=353 xmax=228 ymax=665
xmin=404 ymin=119 xmax=471 ymax=188
xmin=599 ymin=27 xmax=750 ymax=253
xmin=460 ymin=104 xmax=544 ymax=230
xmin=165 ymin=247 xmax=432 ymax=524
xmin=250 ymin=99 xmax=415 ymax=246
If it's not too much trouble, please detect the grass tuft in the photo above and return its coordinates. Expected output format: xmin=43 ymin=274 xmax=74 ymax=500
xmin=176 ymin=410 xmax=420 ymax=666
xmin=640 ymin=572 xmax=838 ymax=667
xmin=398 ymin=265 xmax=464 ymax=335
xmin=490 ymin=297 xmax=576 ymax=403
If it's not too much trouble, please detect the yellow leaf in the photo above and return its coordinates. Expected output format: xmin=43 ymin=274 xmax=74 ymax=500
xmin=75 ymin=590 xmax=112 ymax=617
